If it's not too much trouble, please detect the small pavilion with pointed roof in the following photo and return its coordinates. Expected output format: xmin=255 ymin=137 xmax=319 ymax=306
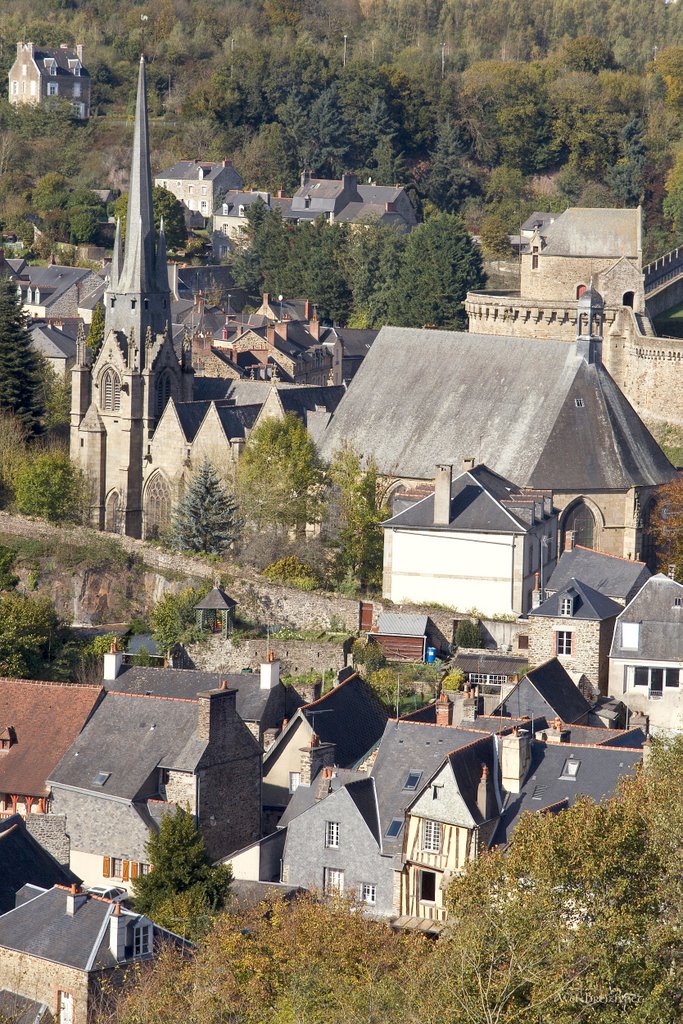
xmin=194 ymin=586 xmax=237 ymax=636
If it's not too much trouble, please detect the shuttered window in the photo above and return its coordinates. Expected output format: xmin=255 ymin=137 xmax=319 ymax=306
xmin=102 ymin=856 xmax=111 ymax=878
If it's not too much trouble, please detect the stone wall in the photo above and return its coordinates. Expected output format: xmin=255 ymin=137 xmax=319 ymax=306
xmin=0 ymin=946 xmax=90 ymax=1024
xmin=25 ymin=813 xmax=70 ymax=869
xmin=192 ymin=636 xmax=350 ymax=676
xmin=527 ymin=615 xmax=617 ymax=694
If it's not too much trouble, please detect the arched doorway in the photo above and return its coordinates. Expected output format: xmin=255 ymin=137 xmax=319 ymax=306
xmin=105 ymin=491 xmax=122 ymax=534
xmin=622 ymin=290 xmax=635 ymax=309
xmin=562 ymin=500 xmax=597 ymax=550
xmin=144 ymin=473 xmax=172 ymax=539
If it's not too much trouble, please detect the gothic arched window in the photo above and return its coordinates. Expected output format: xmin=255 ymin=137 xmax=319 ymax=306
xmin=101 ymin=369 xmax=121 ymax=412
xmin=155 ymin=374 xmax=173 ymax=416
xmin=144 ymin=473 xmax=172 ymax=539
xmin=105 ymin=490 xmax=122 ymax=534
xmin=562 ymin=501 xmax=596 ymax=550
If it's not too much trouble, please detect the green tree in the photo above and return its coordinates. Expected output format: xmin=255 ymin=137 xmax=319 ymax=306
xmin=68 ymin=206 xmax=100 ymax=244
xmin=86 ymin=301 xmax=105 ymax=359
xmin=151 ymin=585 xmax=207 ymax=653
xmin=425 ymin=117 xmax=473 ymax=213
xmin=133 ymin=806 xmax=232 ymax=936
xmin=328 ymin=446 xmax=388 ymax=590
xmin=172 ymin=459 xmax=243 ymax=556
xmin=455 ymin=619 xmax=483 ymax=648
xmin=480 ymin=211 xmax=514 ymax=258
xmin=13 ymin=451 xmax=85 ymax=524
xmin=0 ymin=278 xmax=44 ymax=436
xmin=0 ymin=591 xmax=61 ymax=678
xmin=114 ymin=186 xmax=187 ymax=249
xmin=0 ymin=546 xmax=18 ymax=591
xmin=386 ymin=213 xmax=485 ymax=329
xmin=664 ymin=149 xmax=683 ymax=236
xmin=236 ymin=413 xmax=325 ymax=531
xmin=609 ymin=116 xmax=646 ymax=207
xmin=31 ymin=171 xmax=69 ymax=213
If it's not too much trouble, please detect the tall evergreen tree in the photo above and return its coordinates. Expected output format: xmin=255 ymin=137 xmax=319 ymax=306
xmin=0 ymin=278 xmax=44 ymax=436
xmin=86 ymin=300 xmax=105 ymax=358
xmin=172 ymin=459 xmax=243 ymax=555
xmin=425 ymin=117 xmax=474 ymax=213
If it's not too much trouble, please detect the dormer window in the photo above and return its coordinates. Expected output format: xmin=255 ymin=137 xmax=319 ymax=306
xmin=0 ymin=727 xmax=15 ymax=751
xmin=131 ymin=922 xmax=152 ymax=957
xmin=560 ymin=596 xmax=573 ymax=617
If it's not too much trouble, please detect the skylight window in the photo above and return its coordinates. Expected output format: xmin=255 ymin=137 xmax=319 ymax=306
xmin=93 ymin=771 xmax=110 ymax=786
xmin=575 ymin=398 xmax=585 ymax=408
xmin=385 ymin=818 xmax=403 ymax=839
xmin=560 ymin=758 xmax=580 ymax=780
xmin=403 ymin=770 xmax=422 ymax=791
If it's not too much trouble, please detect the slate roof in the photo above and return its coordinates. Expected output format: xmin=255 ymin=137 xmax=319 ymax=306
xmin=538 ymin=207 xmax=640 ymax=259
xmin=229 ymin=880 xmax=302 ymax=905
xmin=546 ymin=546 xmax=650 ymax=604
xmin=529 ymin=579 xmax=622 ymax=621
xmin=31 ymin=46 xmax=90 ymax=78
xmin=452 ymin=653 xmax=529 ymax=677
xmin=52 ymin=787 xmax=175 ymax=862
xmin=521 ymin=211 xmax=555 ymax=234
xmin=375 ymin=613 xmax=428 ymax=637
xmin=497 ymin=659 xmax=592 ymax=725
xmin=195 ymin=586 xmax=236 ymax=610
xmin=610 ymin=574 xmax=683 ymax=661
xmin=278 ymin=768 xmax=368 ymax=827
xmin=0 ymin=885 xmax=183 ymax=971
xmin=30 ymin=320 xmax=79 ymax=361
xmin=493 ymin=740 xmax=642 ymax=844
xmin=0 ymin=680 xmax=102 ymax=798
xmin=370 ymin=720 xmax=494 ymax=859
xmin=0 ymin=990 xmax=51 ymax=1024
xmin=106 ymin=665 xmax=283 ymax=726
xmin=318 ymin=328 xmax=674 ymax=490
xmin=383 ymin=465 xmax=548 ymax=534
xmin=156 ymin=160 xmax=242 ymax=188
xmin=17 ymin=266 xmax=95 ymax=309
xmin=0 ymin=816 xmax=79 ymax=915
xmin=48 ymin=691 xmax=203 ymax=799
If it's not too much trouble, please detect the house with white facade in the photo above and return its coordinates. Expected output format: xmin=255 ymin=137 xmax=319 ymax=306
xmin=609 ymin=574 xmax=683 ymax=733
xmin=381 ymin=463 xmax=558 ymax=617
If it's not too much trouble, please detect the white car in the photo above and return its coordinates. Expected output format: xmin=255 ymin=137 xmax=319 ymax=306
xmin=85 ymin=886 xmax=128 ymax=902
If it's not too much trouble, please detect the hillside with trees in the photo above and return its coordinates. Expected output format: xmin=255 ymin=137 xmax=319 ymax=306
xmin=2 ymin=1 xmax=683 ymax=264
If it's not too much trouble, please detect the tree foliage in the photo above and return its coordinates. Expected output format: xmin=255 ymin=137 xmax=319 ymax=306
xmin=13 ymin=451 xmax=86 ymax=524
xmin=150 ymin=585 xmax=208 ymax=653
xmin=172 ymin=459 xmax=243 ymax=556
xmin=87 ymin=301 xmax=105 ymax=359
xmin=328 ymin=446 xmax=388 ymax=590
xmin=0 ymin=591 xmax=61 ymax=678
xmin=114 ymin=186 xmax=187 ymax=249
xmin=0 ymin=278 xmax=44 ymax=436
xmin=236 ymin=413 xmax=325 ymax=531
xmin=649 ymin=475 xmax=683 ymax=580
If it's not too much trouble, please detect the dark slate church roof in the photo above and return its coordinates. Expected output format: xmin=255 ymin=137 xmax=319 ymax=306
xmin=318 ymin=328 xmax=674 ymax=490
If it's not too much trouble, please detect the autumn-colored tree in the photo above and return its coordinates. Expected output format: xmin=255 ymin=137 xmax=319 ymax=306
xmin=649 ymin=476 xmax=683 ymax=581
xmin=327 ymin=446 xmax=388 ymax=590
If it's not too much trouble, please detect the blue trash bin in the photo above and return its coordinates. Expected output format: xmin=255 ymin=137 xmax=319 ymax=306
xmin=425 ymin=646 xmax=436 ymax=663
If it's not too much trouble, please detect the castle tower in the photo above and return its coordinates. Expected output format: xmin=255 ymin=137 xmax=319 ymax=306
xmin=71 ymin=56 xmax=189 ymax=540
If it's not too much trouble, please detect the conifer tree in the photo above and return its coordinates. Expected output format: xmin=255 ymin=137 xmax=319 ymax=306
xmin=0 ymin=278 xmax=44 ymax=436
xmin=172 ymin=459 xmax=243 ymax=555
xmin=86 ymin=300 xmax=105 ymax=358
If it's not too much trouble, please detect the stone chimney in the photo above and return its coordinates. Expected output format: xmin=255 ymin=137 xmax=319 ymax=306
xmin=309 ymin=314 xmax=320 ymax=341
xmin=435 ymin=690 xmax=453 ymax=727
xmin=266 ymin=324 xmax=276 ymax=347
xmin=477 ymin=764 xmax=493 ymax=820
xmin=433 ymin=464 xmax=453 ymax=526
xmin=541 ymin=717 xmax=570 ymax=744
xmin=108 ymin=902 xmax=126 ymax=960
xmin=197 ymin=682 xmax=238 ymax=744
xmin=462 ymin=457 xmax=475 ymax=473
xmin=299 ymin=732 xmax=335 ymax=786
xmin=461 ymin=684 xmax=481 ymax=722
xmin=103 ymin=640 xmax=123 ymax=682
xmin=66 ymin=883 xmax=87 ymax=916
xmin=275 ymin=320 xmax=290 ymax=342
xmin=260 ymin=651 xmax=280 ymax=690
xmin=500 ymin=727 xmax=531 ymax=794
xmin=76 ymin=44 xmax=84 ymax=63
xmin=564 ymin=530 xmax=576 ymax=552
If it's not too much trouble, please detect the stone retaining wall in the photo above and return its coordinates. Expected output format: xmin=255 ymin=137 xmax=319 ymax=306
xmin=192 ymin=636 xmax=351 ymax=676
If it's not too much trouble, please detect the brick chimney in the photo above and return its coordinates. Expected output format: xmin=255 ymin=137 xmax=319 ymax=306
xmin=435 ymin=690 xmax=453 ymax=727
xmin=477 ymin=764 xmax=493 ymax=820
xmin=532 ymin=571 xmax=543 ymax=609
xmin=309 ymin=314 xmax=320 ymax=341
xmin=433 ymin=464 xmax=453 ymax=525
xmin=304 ymin=300 xmax=311 ymax=320
xmin=275 ymin=320 xmax=290 ymax=342
xmin=197 ymin=682 xmax=238 ymax=743
xmin=299 ymin=732 xmax=335 ymax=785
xmin=266 ymin=325 xmax=276 ymax=347
xmin=500 ymin=727 xmax=531 ymax=794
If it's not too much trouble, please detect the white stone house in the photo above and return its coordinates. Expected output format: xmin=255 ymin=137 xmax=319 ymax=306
xmin=381 ymin=463 xmax=558 ymax=617
xmin=609 ymin=574 xmax=683 ymax=734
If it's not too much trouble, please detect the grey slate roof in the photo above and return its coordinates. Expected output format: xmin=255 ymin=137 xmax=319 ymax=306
xmin=277 ymin=768 xmax=367 ymax=827
xmin=157 ymin=160 xmax=242 ymax=188
xmin=51 ymin=787 xmax=173 ymax=862
xmin=318 ymin=328 xmax=674 ymax=490
xmin=30 ymin=321 xmax=79 ymax=361
xmin=48 ymin=691 xmax=203 ymax=799
xmin=383 ymin=465 xmax=543 ymax=534
xmin=0 ymin=816 xmax=78 ymax=915
xmin=610 ymin=574 xmax=683 ymax=661
xmin=497 ymin=659 xmax=592 ymax=725
xmin=195 ymin=586 xmax=237 ymax=610
xmin=370 ymin=720 xmax=494 ymax=860
xmin=538 ymin=207 xmax=640 ymax=259
xmin=529 ymin=579 xmax=622 ymax=621
xmin=546 ymin=547 xmax=650 ymax=604
xmin=375 ymin=612 xmax=428 ymax=637
xmin=493 ymin=740 xmax=642 ymax=844
xmin=452 ymin=653 xmax=529 ymax=677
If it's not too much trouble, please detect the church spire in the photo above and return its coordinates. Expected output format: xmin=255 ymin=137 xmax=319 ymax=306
xmin=156 ymin=217 xmax=169 ymax=292
xmin=118 ymin=56 xmax=155 ymax=294
xmin=110 ymin=216 xmax=123 ymax=289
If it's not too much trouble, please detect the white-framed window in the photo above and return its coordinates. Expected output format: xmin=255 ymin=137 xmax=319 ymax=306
xmin=288 ymin=771 xmax=301 ymax=793
xmin=556 ymin=631 xmax=572 ymax=656
xmin=560 ymin=596 xmax=573 ymax=617
xmin=628 ymin=665 xmax=678 ymax=695
xmin=48 ymin=82 xmax=59 ymax=96
xmin=11 ymin=81 xmax=18 ymax=95
xmin=201 ymin=200 xmax=207 ymax=211
xmin=58 ymin=991 xmax=73 ymax=1024
xmin=621 ymin=622 xmax=640 ymax=650
xmin=323 ymin=867 xmax=344 ymax=894
xmin=201 ymin=186 xmax=207 ymax=195
xmin=238 ymin=204 xmax=245 ymax=217
xmin=674 ymin=597 xmax=682 ymax=608
xmin=110 ymin=857 xmax=124 ymax=879
xmin=139 ymin=862 xmax=151 ymax=875
xmin=360 ymin=882 xmax=376 ymax=905
xmin=73 ymin=63 xmax=81 ymax=76
xmin=21 ymin=81 xmax=26 ymax=95
xmin=325 ymin=821 xmax=340 ymax=848
xmin=422 ymin=819 xmax=442 ymax=853
xmin=132 ymin=923 xmax=151 ymax=956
